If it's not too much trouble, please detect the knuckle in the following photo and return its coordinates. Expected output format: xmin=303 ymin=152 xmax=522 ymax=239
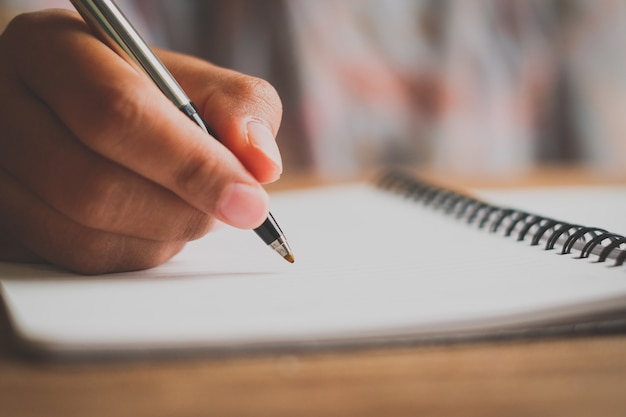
xmin=2 ymin=14 xmax=30 ymax=40
xmin=224 ymin=75 xmax=283 ymax=120
xmin=248 ymin=77 xmax=283 ymax=111
xmin=244 ymin=76 xmax=281 ymax=103
xmin=178 ymin=211 xmax=215 ymax=241
xmin=91 ymin=82 xmax=146 ymax=148
xmin=3 ymin=12 xmax=43 ymax=38
xmin=0 ymin=13 xmax=39 ymax=59
xmin=2 ymin=10 xmax=80 ymax=47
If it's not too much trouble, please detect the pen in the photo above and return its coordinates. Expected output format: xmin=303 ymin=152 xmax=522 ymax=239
xmin=70 ymin=0 xmax=294 ymax=263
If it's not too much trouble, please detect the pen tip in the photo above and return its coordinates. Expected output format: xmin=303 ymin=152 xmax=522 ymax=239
xmin=272 ymin=239 xmax=295 ymax=264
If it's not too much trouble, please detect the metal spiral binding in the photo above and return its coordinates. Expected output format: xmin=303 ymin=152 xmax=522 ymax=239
xmin=376 ymin=169 xmax=626 ymax=267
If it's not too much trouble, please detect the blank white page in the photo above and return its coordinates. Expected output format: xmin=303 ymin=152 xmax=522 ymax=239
xmin=1 ymin=183 xmax=626 ymax=356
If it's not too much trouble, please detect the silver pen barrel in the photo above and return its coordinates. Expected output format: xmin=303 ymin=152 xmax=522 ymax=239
xmin=70 ymin=0 xmax=190 ymax=108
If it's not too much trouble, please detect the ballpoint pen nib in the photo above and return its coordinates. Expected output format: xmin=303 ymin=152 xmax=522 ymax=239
xmin=271 ymin=239 xmax=295 ymax=263
xmin=284 ymin=253 xmax=295 ymax=264
xmin=279 ymin=243 xmax=295 ymax=264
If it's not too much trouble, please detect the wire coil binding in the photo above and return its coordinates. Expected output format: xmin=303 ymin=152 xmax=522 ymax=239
xmin=377 ymin=169 xmax=626 ymax=267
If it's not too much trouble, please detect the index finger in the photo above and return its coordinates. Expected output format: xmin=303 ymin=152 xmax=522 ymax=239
xmin=159 ymin=49 xmax=285 ymax=184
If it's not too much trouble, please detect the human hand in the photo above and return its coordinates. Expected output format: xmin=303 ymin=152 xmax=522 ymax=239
xmin=0 ymin=10 xmax=284 ymax=274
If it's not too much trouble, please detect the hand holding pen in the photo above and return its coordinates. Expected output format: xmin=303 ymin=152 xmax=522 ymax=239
xmin=0 ymin=7 xmax=291 ymax=273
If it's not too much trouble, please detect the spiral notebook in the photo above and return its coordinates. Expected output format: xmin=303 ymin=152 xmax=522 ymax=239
xmin=1 ymin=169 xmax=626 ymax=359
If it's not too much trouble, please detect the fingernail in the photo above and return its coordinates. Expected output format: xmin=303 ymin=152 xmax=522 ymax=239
xmin=218 ymin=182 xmax=269 ymax=228
xmin=247 ymin=120 xmax=283 ymax=174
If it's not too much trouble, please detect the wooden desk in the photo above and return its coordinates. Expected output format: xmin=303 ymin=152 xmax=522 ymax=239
xmin=2 ymin=166 xmax=626 ymax=417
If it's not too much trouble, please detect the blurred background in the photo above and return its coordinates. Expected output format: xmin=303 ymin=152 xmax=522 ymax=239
xmin=2 ymin=0 xmax=626 ymax=179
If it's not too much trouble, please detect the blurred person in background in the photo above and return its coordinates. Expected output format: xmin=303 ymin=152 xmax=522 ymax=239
xmin=2 ymin=0 xmax=625 ymax=177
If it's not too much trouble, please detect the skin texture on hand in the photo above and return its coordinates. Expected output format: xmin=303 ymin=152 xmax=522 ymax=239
xmin=0 ymin=10 xmax=284 ymax=274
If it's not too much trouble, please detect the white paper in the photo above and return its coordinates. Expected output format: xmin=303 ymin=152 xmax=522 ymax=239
xmin=1 ymin=182 xmax=626 ymax=356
